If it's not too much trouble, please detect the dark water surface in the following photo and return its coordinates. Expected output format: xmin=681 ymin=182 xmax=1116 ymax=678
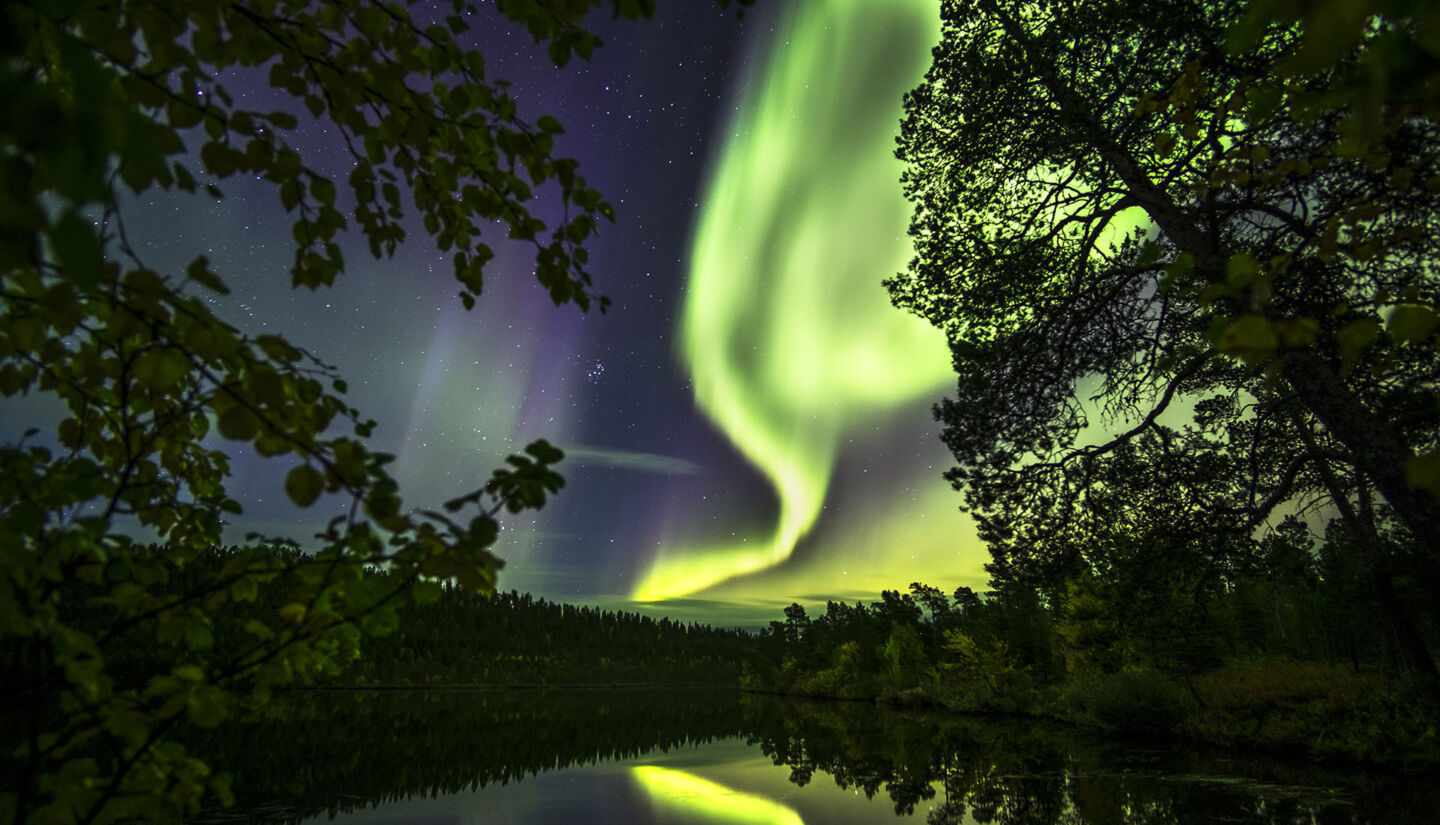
xmin=185 ymin=689 xmax=1437 ymax=824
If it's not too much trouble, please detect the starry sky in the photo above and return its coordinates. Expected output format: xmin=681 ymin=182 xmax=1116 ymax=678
xmin=124 ymin=0 xmax=990 ymax=628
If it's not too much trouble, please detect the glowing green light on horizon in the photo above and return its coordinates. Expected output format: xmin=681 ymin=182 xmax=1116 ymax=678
xmin=634 ymin=0 xmax=951 ymax=600
xmin=632 ymin=765 xmax=805 ymax=825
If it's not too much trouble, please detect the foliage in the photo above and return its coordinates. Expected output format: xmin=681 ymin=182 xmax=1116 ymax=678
xmin=750 ymin=558 xmax=1435 ymax=763
xmin=880 ymin=622 xmax=926 ymax=693
xmin=1062 ymin=669 xmax=1192 ymax=736
xmin=1179 ymin=659 xmax=1440 ymax=765
xmin=892 ymin=0 xmax=1440 ymax=700
xmin=937 ymin=629 xmax=1034 ymax=712
xmin=791 ymin=640 xmax=870 ymax=700
xmin=0 ymin=1 xmax=752 ymax=823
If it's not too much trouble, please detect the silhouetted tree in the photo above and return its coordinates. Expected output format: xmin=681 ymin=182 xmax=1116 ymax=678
xmin=892 ymin=0 xmax=1440 ymax=699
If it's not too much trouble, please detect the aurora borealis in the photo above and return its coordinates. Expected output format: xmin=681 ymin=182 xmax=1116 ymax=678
xmin=116 ymin=0 xmax=989 ymax=627
xmin=635 ymin=0 xmax=965 ymax=600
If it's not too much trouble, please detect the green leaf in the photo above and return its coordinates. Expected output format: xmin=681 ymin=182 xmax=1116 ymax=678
xmin=216 ymin=406 xmax=260 ymax=441
xmin=310 ymin=176 xmax=336 ymax=205
xmin=1387 ymin=303 xmax=1439 ymax=344
xmin=1153 ymin=132 xmax=1176 ymax=158
xmin=1225 ymin=252 xmax=1259 ymax=286
xmin=243 ymin=619 xmax=274 ymax=640
xmin=1136 ymin=241 xmax=1161 ymax=267
xmin=1215 ymin=314 xmax=1278 ymax=365
xmin=230 ymin=577 xmax=258 ymax=603
xmin=50 ymin=212 xmax=104 ymax=288
xmin=133 ymin=349 xmax=189 ymax=392
xmin=186 ymin=255 xmax=230 ymax=294
xmin=1158 ymin=252 xmax=1195 ymax=293
xmin=524 ymin=439 xmax=564 ymax=464
xmin=468 ymin=515 xmax=499 ymax=546
xmin=173 ymin=664 xmax=204 ymax=682
xmin=187 ymin=685 xmax=227 ymax=728
xmin=285 ymin=464 xmax=324 ymax=507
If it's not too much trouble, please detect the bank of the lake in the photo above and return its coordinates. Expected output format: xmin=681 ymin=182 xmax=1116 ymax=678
xmin=755 ymin=660 xmax=1440 ymax=771
xmin=186 ymin=688 xmax=1440 ymax=825
xmin=740 ymin=582 xmax=1439 ymax=771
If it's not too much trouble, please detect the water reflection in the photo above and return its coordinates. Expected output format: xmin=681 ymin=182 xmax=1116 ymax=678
xmin=632 ymin=765 xmax=804 ymax=825
xmin=185 ymin=690 xmax=1434 ymax=824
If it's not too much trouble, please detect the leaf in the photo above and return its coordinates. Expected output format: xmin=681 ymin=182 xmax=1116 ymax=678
xmin=230 ymin=577 xmax=259 ymax=603
xmin=310 ymin=176 xmax=336 ymax=205
xmin=1225 ymin=252 xmax=1259 ymax=286
xmin=1153 ymin=132 xmax=1177 ymax=158
xmin=277 ymin=603 xmax=307 ymax=625
xmin=1158 ymin=252 xmax=1195 ymax=293
xmin=186 ymin=255 xmax=230 ymax=294
xmin=243 ymin=619 xmax=274 ymax=640
xmin=173 ymin=664 xmax=204 ymax=682
xmin=468 ymin=515 xmax=499 ymax=547
xmin=1387 ymin=303 xmax=1439 ymax=344
xmin=524 ymin=439 xmax=564 ymax=464
xmin=1215 ymin=314 xmax=1278 ymax=365
xmin=216 ymin=406 xmax=260 ymax=441
xmin=1274 ymin=317 xmax=1318 ymax=349
xmin=186 ymin=685 xmax=227 ymax=728
xmin=133 ymin=350 xmax=190 ymax=392
xmin=285 ymin=465 xmax=324 ymax=507
xmin=50 ymin=211 xmax=104 ymax=288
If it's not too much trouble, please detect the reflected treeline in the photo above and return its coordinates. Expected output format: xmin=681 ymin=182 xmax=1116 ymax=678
xmin=743 ymin=697 xmax=1438 ymax=824
xmin=184 ymin=688 xmax=750 ymax=823
xmin=186 ymin=691 xmax=1438 ymax=824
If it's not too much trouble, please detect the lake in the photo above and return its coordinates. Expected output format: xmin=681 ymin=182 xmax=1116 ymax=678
xmin=185 ymin=688 xmax=1437 ymax=824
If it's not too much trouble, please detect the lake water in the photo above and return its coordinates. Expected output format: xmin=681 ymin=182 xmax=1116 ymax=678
xmin=186 ymin=689 xmax=1437 ymax=824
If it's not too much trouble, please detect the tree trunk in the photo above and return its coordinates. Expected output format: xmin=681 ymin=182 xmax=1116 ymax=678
xmin=1292 ymin=408 xmax=1440 ymax=709
xmin=1284 ymin=349 xmax=1440 ymax=557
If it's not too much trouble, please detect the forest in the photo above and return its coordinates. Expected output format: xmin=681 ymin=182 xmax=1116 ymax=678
xmin=40 ymin=544 xmax=759 ymax=691
xmin=53 ymin=540 xmax=1436 ymax=768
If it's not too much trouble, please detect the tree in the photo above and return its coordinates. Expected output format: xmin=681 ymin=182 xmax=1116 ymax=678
xmin=0 ymin=1 xmax=753 ymax=822
xmin=782 ymin=602 xmax=810 ymax=646
xmin=881 ymin=621 xmax=927 ymax=692
xmin=892 ymin=0 xmax=1440 ymax=694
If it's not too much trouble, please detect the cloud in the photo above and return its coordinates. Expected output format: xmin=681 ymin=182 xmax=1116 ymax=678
xmin=560 ymin=445 xmax=703 ymax=475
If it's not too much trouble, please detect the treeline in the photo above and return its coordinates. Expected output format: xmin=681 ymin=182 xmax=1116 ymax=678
xmin=744 ymin=523 xmax=1439 ymax=766
xmin=62 ymin=544 xmax=756 ymax=692
xmin=346 ymin=586 xmax=758 ymax=686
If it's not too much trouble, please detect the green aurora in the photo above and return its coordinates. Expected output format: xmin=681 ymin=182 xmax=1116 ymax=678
xmin=634 ymin=0 xmax=972 ymax=601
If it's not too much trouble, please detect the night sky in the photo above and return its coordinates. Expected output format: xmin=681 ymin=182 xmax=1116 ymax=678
xmin=123 ymin=0 xmax=989 ymax=628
